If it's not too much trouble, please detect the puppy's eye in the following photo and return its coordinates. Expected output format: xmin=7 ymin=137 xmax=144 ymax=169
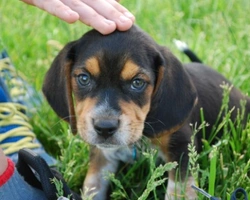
xmin=131 ymin=78 xmax=146 ymax=91
xmin=77 ymin=73 xmax=91 ymax=86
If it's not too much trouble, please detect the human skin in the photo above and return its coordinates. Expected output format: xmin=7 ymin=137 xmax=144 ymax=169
xmin=20 ymin=0 xmax=135 ymax=35
xmin=0 ymin=148 xmax=8 ymax=176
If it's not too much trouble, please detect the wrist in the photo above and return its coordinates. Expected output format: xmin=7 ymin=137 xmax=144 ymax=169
xmin=0 ymin=158 xmax=15 ymax=187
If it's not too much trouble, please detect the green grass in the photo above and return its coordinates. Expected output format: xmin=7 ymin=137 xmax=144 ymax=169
xmin=1 ymin=0 xmax=250 ymax=199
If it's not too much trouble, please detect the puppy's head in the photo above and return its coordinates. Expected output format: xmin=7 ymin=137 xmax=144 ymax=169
xmin=43 ymin=26 xmax=197 ymax=148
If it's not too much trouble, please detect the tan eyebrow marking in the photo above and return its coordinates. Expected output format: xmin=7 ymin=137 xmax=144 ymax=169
xmin=120 ymin=60 xmax=152 ymax=84
xmin=85 ymin=57 xmax=100 ymax=77
xmin=120 ymin=60 xmax=141 ymax=80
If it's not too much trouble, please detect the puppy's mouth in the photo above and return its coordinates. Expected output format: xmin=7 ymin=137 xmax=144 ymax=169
xmin=77 ymin=106 xmax=146 ymax=147
xmin=89 ymin=129 xmax=132 ymax=148
xmin=96 ymin=143 xmax=124 ymax=150
xmin=78 ymin=118 xmax=144 ymax=148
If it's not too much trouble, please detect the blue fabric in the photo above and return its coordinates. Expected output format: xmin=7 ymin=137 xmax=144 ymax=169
xmin=0 ymin=83 xmax=57 ymax=165
xmin=0 ymin=85 xmax=24 ymax=144
xmin=0 ymin=49 xmax=43 ymax=113
xmin=0 ymin=168 xmax=47 ymax=200
xmin=0 ymin=85 xmax=10 ymax=102
xmin=0 ymin=87 xmax=7 ymax=102
xmin=0 ymin=51 xmax=57 ymax=166
xmin=0 ymin=49 xmax=9 ymax=59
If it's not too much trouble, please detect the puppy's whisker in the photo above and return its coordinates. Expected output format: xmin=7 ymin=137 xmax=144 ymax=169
xmin=146 ymin=118 xmax=166 ymax=126
xmin=43 ymin=24 xmax=242 ymax=199
xmin=47 ymin=119 xmax=67 ymax=129
xmin=45 ymin=115 xmax=77 ymax=129
xmin=60 ymin=114 xmax=77 ymax=122
xmin=144 ymin=121 xmax=156 ymax=133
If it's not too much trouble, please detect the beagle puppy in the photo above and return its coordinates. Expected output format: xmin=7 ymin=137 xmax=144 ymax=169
xmin=43 ymin=25 xmax=250 ymax=200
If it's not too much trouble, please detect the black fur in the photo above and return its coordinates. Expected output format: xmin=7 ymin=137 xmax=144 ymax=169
xmin=43 ymin=25 xmax=250 ymax=199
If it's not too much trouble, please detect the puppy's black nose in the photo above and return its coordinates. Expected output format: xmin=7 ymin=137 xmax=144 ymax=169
xmin=93 ymin=119 xmax=119 ymax=138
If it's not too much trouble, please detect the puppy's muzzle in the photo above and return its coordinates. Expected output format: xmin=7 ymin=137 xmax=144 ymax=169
xmin=93 ymin=119 xmax=120 ymax=139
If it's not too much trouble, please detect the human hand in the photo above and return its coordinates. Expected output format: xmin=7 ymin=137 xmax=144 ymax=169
xmin=20 ymin=0 xmax=135 ymax=35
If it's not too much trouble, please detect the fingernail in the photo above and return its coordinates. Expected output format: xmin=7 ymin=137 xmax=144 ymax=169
xmin=124 ymin=12 xmax=134 ymax=19
xmin=119 ymin=15 xmax=130 ymax=23
xmin=64 ymin=10 xmax=79 ymax=23
xmin=65 ymin=10 xmax=76 ymax=16
xmin=104 ymin=19 xmax=115 ymax=25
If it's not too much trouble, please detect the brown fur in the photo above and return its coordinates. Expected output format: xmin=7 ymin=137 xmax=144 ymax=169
xmin=43 ymin=25 xmax=250 ymax=199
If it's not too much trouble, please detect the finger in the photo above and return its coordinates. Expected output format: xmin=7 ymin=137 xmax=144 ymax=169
xmin=21 ymin=0 xmax=80 ymax=23
xmin=61 ymin=0 xmax=117 ymax=34
xmin=106 ymin=0 xmax=135 ymax=22
xmin=81 ymin=0 xmax=134 ymax=31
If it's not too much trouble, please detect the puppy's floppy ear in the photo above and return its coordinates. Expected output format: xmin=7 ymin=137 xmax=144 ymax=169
xmin=144 ymin=47 xmax=197 ymax=137
xmin=42 ymin=41 xmax=77 ymax=134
